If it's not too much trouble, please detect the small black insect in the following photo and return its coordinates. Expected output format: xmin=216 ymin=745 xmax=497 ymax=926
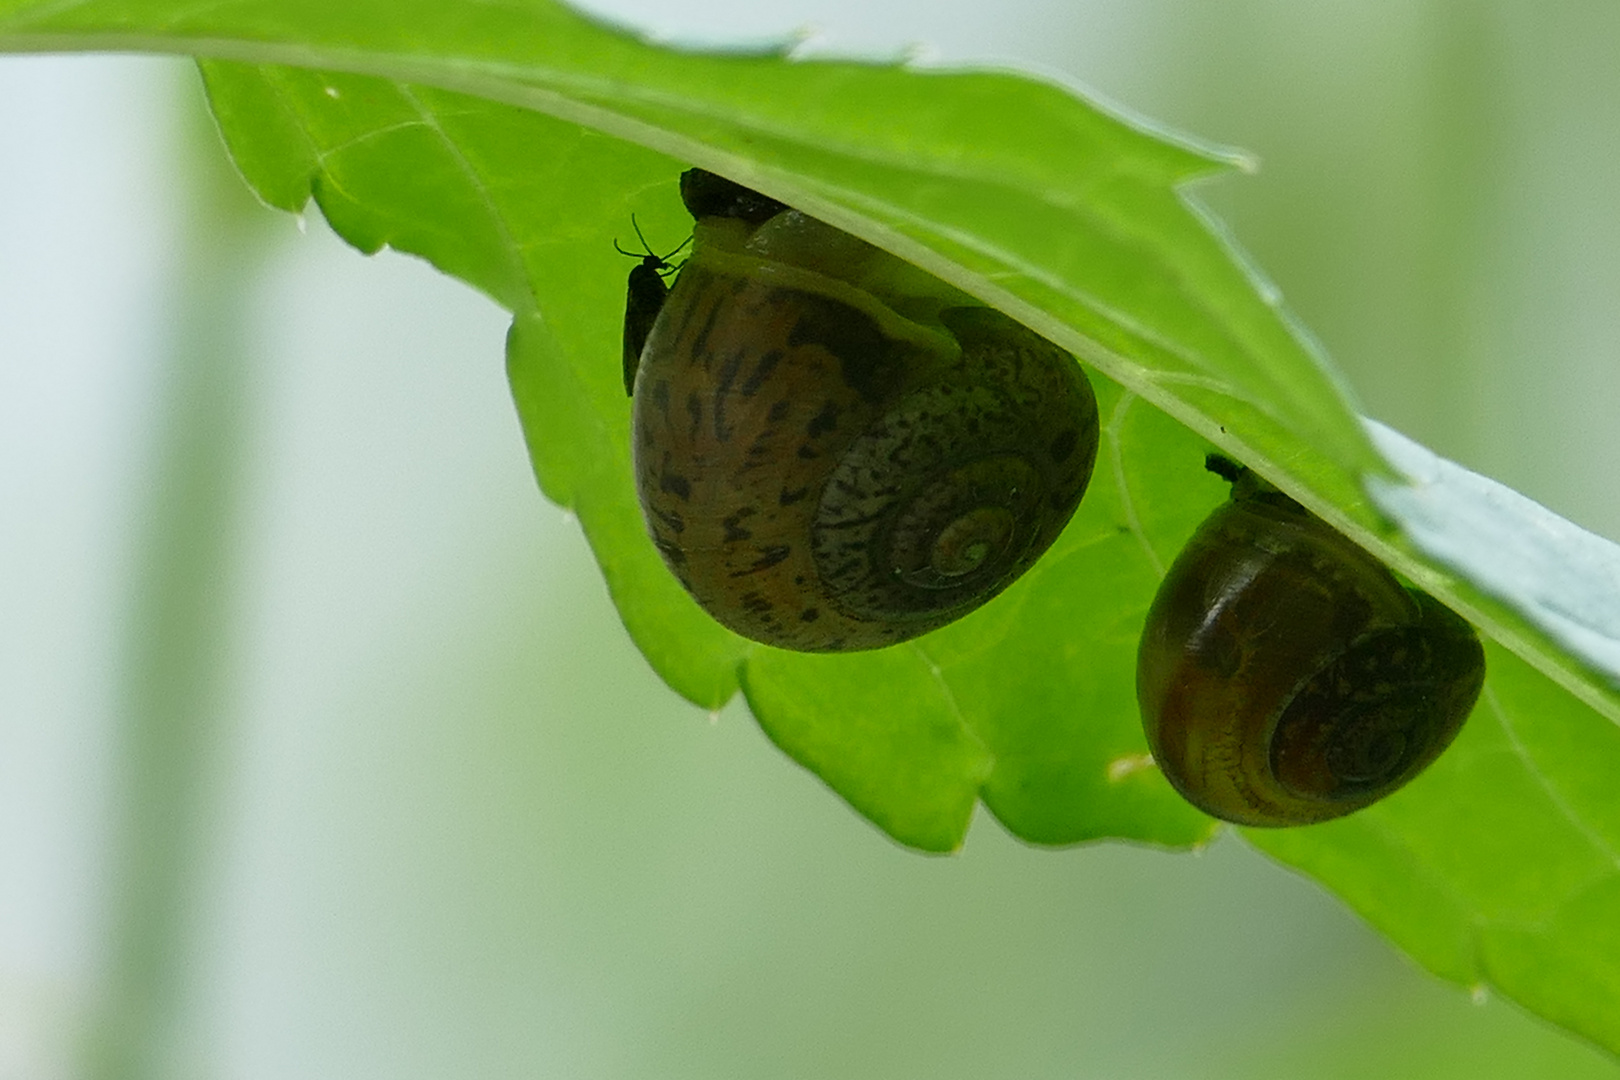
xmin=617 ymin=218 xmax=689 ymax=397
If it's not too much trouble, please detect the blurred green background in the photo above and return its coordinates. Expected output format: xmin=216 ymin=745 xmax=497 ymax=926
xmin=2 ymin=1 xmax=1618 ymax=1076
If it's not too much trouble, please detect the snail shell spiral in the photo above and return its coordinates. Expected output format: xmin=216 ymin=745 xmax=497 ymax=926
xmin=1136 ymin=459 xmax=1485 ymax=826
xmin=627 ymin=170 xmax=1100 ymax=651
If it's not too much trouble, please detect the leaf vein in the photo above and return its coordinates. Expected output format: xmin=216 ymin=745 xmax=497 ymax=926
xmin=1105 ymin=391 xmax=1163 ymax=578
xmin=1487 ymin=685 xmax=1620 ymax=868
xmin=395 ymin=83 xmax=536 ymax=311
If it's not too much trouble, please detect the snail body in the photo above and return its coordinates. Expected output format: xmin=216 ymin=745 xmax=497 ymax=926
xmin=1136 ymin=459 xmax=1484 ymax=826
xmin=626 ymin=170 xmax=1099 ymax=651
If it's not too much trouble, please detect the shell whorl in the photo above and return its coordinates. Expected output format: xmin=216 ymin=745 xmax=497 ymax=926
xmin=805 ymin=306 xmax=1096 ymax=635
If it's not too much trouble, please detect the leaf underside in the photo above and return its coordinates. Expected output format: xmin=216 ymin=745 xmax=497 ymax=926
xmin=3 ymin=0 xmax=1620 ymax=1058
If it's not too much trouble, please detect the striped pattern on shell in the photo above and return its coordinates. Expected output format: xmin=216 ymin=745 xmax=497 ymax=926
xmin=630 ymin=242 xmax=1098 ymax=652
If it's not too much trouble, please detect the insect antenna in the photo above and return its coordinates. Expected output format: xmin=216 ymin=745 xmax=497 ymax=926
xmin=615 ymin=214 xmax=691 ymax=276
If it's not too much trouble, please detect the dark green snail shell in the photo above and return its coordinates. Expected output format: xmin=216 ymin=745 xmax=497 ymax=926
xmin=623 ymin=169 xmax=1100 ymax=652
xmin=1136 ymin=465 xmax=1485 ymax=827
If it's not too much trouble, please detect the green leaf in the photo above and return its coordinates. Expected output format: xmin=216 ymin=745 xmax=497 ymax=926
xmin=5 ymin=0 xmax=1620 ymax=1059
xmin=1254 ymin=640 xmax=1620 ymax=1050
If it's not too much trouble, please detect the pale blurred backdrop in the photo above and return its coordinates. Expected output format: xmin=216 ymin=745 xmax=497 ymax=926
xmin=2 ymin=2 xmax=1618 ymax=1077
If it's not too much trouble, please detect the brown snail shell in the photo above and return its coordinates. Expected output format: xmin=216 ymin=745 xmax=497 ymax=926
xmin=625 ymin=170 xmax=1100 ymax=652
xmin=1136 ymin=456 xmax=1486 ymax=826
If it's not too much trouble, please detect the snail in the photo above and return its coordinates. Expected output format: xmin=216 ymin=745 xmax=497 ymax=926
xmin=1136 ymin=455 xmax=1485 ymax=827
xmin=623 ymin=169 xmax=1100 ymax=652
